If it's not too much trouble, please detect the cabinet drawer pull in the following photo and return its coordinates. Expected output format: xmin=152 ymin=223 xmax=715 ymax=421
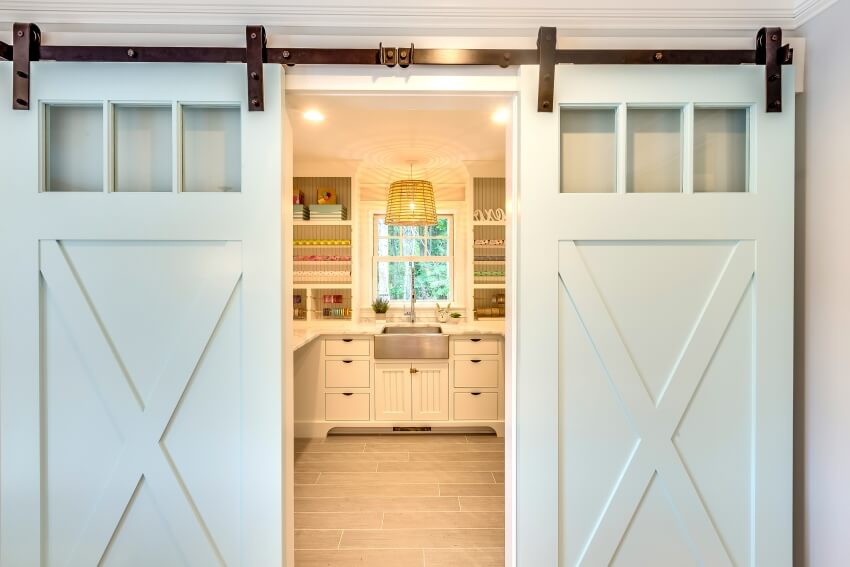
xmin=470 ymin=338 xmax=482 ymax=342
xmin=342 ymin=360 xmax=353 ymax=364
xmin=342 ymin=392 xmax=354 ymax=396
xmin=342 ymin=338 xmax=353 ymax=343
xmin=470 ymin=359 xmax=482 ymax=363
xmin=471 ymin=392 xmax=482 ymax=396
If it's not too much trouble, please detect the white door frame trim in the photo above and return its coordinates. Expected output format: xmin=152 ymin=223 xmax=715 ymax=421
xmin=284 ymin=66 xmax=521 ymax=567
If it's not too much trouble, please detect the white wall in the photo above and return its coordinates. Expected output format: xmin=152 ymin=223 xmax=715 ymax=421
xmin=796 ymin=1 xmax=850 ymax=564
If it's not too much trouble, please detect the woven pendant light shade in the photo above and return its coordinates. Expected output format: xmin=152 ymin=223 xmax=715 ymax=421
xmin=385 ymin=179 xmax=438 ymax=226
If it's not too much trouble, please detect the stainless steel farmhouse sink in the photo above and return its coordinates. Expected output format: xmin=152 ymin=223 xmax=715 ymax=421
xmin=374 ymin=326 xmax=449 ymax=359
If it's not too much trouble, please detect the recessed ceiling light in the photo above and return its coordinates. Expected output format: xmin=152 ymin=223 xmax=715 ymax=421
xmin=303 ymin=109 xmax=325 ymax=122
xmin=491 ymin=108 xmax=510 ymax=124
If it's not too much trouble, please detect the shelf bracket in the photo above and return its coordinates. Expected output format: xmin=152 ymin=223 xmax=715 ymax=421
xmin=12 ymin=22 xmax=40 ymax=110
xmin=246 ymin=25 xmax=266 ymax=111
xmin=536 ymin=27 xmax=556 ymax=112
xmin=756 ymin=27 xmax=791 ymax=113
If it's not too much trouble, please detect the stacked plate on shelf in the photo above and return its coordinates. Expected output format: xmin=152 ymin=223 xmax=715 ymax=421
xmin=310 ymin=204 xmax=347 ymax=220
xmin=293 ymin=205 xmax=310 ymax=221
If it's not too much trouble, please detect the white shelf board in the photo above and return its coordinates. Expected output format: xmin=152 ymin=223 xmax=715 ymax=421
xmin=294 ymin=283 xmax=353 ymax=289
xmin=293 ymin=220 xmax=353 ymax=226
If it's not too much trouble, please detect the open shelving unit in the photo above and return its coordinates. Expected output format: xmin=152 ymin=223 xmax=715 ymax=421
xmin=292 ymin=177 xmax=355 ymax=321
xmin=471 ymin=178 xmax=507 ymax=321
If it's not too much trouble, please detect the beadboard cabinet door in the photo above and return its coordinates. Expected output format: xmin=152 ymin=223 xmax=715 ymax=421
xmin=374 ymin=363 xmax=413 ymax=421
xmin=0 ymin=62 xmax=287 ymax=567
xmin=411 ymin=363 xmax=450 ymax=421
xmin=516 ymin=65 xmax=794 ymax=566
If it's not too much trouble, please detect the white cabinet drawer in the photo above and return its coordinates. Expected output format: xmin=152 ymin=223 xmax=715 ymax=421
xmin=454 ymin=359 xmax=499 ymax=388
xmin=325 ymin=360 xmax=370 ymax=388
xmin=325 ymin=393 xmax=370 ymax=421
xmin=453 ymin=337 xmax=499 ymax=356
xmin=454 ymin=392 xmax=498 ymax=421
xmin=325 ymin=338 xmax=370 ymax=357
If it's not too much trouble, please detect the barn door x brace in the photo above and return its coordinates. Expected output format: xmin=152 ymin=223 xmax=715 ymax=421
xmin=2 ymin=23 xmax=792 ymax=113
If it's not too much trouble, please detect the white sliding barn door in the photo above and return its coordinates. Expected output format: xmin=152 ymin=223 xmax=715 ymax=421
xmin=0 ymin=63 xmax=286 ymax=566
xmin=515 ymin=66 xmax=794 ymax=566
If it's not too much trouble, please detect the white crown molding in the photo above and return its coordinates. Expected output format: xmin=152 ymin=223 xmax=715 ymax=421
xmin=0 ymin=2 xmax=799 ymax=34
xmin=793 ymin=0 xmax=840 ymax=26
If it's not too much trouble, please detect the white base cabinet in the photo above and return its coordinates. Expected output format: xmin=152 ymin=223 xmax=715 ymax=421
xmin=294 ymin=334 xmax=504 ymax=437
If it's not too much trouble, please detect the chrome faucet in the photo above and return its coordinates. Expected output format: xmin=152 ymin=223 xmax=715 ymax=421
xmin=408 ymin=263 xmax=416 ymax=323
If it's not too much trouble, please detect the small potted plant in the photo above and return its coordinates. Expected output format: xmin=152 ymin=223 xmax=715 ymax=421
xmin=372 ymin=297 xmax=390 ymax=321
xmin=449 ymin=312 xmax=463 ymax=324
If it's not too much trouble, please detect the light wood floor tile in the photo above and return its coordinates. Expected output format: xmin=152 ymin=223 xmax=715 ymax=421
xmin=294 ymin=434 xmax=505 ymax=566
xmin=340 ymin=529 xmax=504 ymax=550
xmin=296 ymin=442 xmax=367 ymax=453
xmin=378 ymin=461 xmax=501 ymax=472
xmin=383 ymin=511 xmax=504 ymax=529
xmin=410 ymin=452 xmax=504 ymax=462
xmin=296 ymin=452 xmax=409 ymax=462
xmin=296 ymin=462 xmax=380 ymax=473
xmin=295 ymin=529 xmax=342 ymax=550
xmin=295 ymin=512 xmax=383 ymax=530
xmin=316 ymin=472 xmax=495 ymax=485
xmin=459 ymin=497 xmax=505 ymax=512
xmin=295 ymin=549 xmax=425 ymax=567
xmin=296 ymin=484 xmax=440 ymax=498
xmin=295 ymin=472 xmax=320 ymax=485
xmin=424 ymin=549 xmax=505 ymax=566
xmin=439 ymin=484 xmax=504 ymax=497
xmin=296 ymin=496 xmax=461 ymax=513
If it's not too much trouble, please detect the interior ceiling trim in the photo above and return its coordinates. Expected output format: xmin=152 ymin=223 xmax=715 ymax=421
xmin=0 ymin=3 xmax=819 ymax=32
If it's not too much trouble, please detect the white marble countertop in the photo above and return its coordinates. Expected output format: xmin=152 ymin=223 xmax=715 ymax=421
xmin=291 ymin=321 xmax=505 ymax=352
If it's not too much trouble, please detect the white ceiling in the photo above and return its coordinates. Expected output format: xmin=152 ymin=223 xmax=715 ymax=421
xmin=289 ymin=94 xmax=508 ymax=201
xmin=0 ymin=0 xmax=836 ymax=34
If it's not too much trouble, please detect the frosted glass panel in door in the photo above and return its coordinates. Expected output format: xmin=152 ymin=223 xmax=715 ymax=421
xmin=114 ymin=105 xmax=172 ymax=192
xmin=626 ymin=108 xmax=682 ymax=193
xmin=182 ymin=106 xmax=241 ymax=193
xmin=560 ymin=108 xmax=616 ymax=193
xmin=45 ymin=105 xmax=103 ymax=192
xmin=694 ymin=108 xmax=748 ymax=193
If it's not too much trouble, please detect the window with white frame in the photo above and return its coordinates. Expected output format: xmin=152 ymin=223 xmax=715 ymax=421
xmin=373 ymin=215 xmax=453 ymax=303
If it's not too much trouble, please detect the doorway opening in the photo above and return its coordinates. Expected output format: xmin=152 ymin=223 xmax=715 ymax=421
xmin=285 ymin=91 xmax=514 ymax=565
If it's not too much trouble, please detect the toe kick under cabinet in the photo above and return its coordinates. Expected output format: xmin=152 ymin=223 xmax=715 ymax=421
xmin=294 ymin=334 xmax=505 ymax=437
